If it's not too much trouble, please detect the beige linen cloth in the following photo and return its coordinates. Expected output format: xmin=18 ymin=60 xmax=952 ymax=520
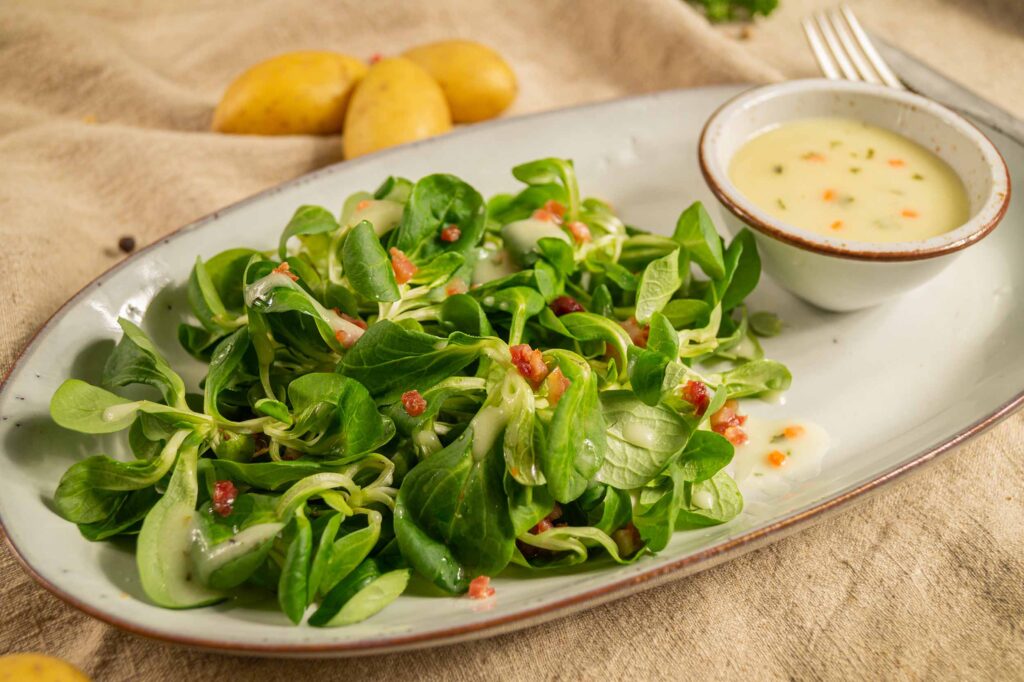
xmin=1 ymin=0 xmax=1022 ymax=679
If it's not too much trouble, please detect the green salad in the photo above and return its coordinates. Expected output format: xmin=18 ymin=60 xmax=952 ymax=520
xmin=49 ymin=157 xmax=790 ymax=626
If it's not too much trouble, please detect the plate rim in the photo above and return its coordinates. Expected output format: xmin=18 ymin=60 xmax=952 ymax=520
xmin=2 ymin=84 xmax=1022 ymax=656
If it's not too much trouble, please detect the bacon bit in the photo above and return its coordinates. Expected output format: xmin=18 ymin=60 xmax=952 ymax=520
xmin=783 ymin=425 xmax=805 ymax=439
xmin=549 ymin=295 xmax=584 ymax=316
xmin=566 ymin=221 xmax=592 ymax=244
xmin=546 ymin=368 xmax=571 ymax=407
xmin=901 ymin=209 xmax=919 ymax=218
xmin=356 ymin=199 xmax=372 ymax=211
xmin=401 ymin=390 xmax=427 ymax=417
xmin=532 ymin=208 xmax=561 ymax=224
xmin=766 ymin=450 xmax=787 ymax=468
xmin=389 ymin=247 xmax=417 ymax=285
xmin=612 ymin=522 xmax=643 ymax=557
xmin=445 ymin=277 xmax=469 ymax=296
xmin=681 ymin=380 xmax=711 ymax=416
xmin=281 ymin=448 xmax=303 ymax=461
xmin=888 ymin=158 xmax=906 ymax=168
xmin=510 ymin=344 xmax=549 ymax=386
xmin=342 ymin=312 xmax=367 ymax=330
xmin=272 ymin=261 xmax=299 ymax=282
xmin=468 ymin=576 xmax=495 ymax=599
xmin=440 ymin=224 xmax=462 ymax=243
xmin=722 ymin=425 xmax=748 ymax=446
xmin=335 ymin=329 xmax=357 ymax=349
xmin=802 ymin=152 xmax=825 ymax=162
xmin=369 ymin=53 xmax=384 ymax=65
xmin=530 ymin=503 xmax=563 ymax=535
xmin=620 ymin=317 xmax=649 ymax=348
xmin=830 ymin=220 xmax=844 ymax=231
xmin=711 ymin=399 xmax=748 ymax=445
xmin=212 ymin=480 xmax=238 ymax=517
xmin=332 ymin=309 xmax=368 ymax=330
xmin=822 ymin=189 xmax=836 ymax=202
xmin=543 ymin=200 xmax=566 ymax=219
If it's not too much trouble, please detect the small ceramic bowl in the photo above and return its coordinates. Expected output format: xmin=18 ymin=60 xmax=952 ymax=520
xmin=699 ymin=79 xmax=1011 ymax=312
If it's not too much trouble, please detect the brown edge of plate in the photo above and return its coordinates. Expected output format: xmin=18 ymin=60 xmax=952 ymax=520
xmin=1 ymin=84 xmax=1022 ymax=656
xmin=696 ymin=84 xmax=1012 ymax=262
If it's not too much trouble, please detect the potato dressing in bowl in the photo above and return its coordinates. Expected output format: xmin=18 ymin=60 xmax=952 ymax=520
xmin=728 ymin=117 xmax=969 ymax=243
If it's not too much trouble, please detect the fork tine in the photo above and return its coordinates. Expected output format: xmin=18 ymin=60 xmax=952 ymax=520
xmin=839 ymin=5 xmax=906 ymax=89
xmin=815 ymin=13 xmax=859 ymax=81
xmin=802 ymin=18 xmax=841 ymax=80
xmin=828 ymin=9 xmax=881 ymax=84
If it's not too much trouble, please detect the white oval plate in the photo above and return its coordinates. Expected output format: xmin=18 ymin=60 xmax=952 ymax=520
xmin=1 ymin=85 xmax=1021 ymax=656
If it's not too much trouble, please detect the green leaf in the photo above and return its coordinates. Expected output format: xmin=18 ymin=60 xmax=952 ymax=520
xmin=676 ymin=430 xmax=733 ymax=483
xmin=136 ymin=435 xmax=225 ymax=608
xmin=103 ymin=318 xmax=188 ymax=408
xmin=342 ymin=220 xmax=400 ymax=302
xmin=203 ymin=327 xmax=250 ymax=421
xmin=511 ymin=158 xmax=580 ymax=220
xmin=278 ymin=506 xmax=313 ymax=624
xmin=750 ymin=311 xmax=783 ymax=337
xmin=340 ymin=322 xmax=496 ymax=399
xmin=318 ymin=517 xmax=382 ymax=595
xmin=539 ymin=353 xmax=606 ymax=503
xmin=278 ymin=205 xmax=339 ymax=260
xmin=718 ymin=229 xmax=761 ymax=311
xmin=210 ymin=459 xmax=329 ymax=490
xmin=51 ymin=380 xmax=137 ymax=434
xmin=597 ymin=391 xmax=692 ymax=489
xmin=394 ymin=174 xmax=485 ymax=258
xmin=634 ymin=249 xmax=682 ymax=325
xmin=314 ymin=568 xmax=409 ymax=628
xmin=710 ymin=359 xmax=792 ymax=398
xmin=676 ymin=470 xmax=744 ymax=529
xmin=672 ymin=202 xmax=725 ymax=280
xmin=440 ymin=294 xmax=494 ymax=336
xmin=394 ymin=399 xmax=515 ymax=593
xmin=557 ymin=312 xmax=630 ymax=371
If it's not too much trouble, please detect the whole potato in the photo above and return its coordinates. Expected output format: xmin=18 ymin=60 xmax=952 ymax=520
xmin=343 ymin=57 xmax=452 ymax=159
xmin=212 ymin=51 xmax=367 ymax=135
xmin=403 ymin=40 xmax=516 ymax=123
xmin=0 ymin=653 xmax=90 ymax=682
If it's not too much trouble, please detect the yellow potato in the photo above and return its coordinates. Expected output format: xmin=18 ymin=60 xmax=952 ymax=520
xmin=403 ymin=40 xmax=517 ymax=123
xmin=343 ymin=57 xmax=452 ymax=159
xmin=212 ymin=51 xmax=368 ymax=135
xmin=0 ymin=653 xmax=90 ymax=682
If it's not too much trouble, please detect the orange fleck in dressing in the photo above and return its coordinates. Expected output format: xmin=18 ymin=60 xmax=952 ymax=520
xmin=888 ymin=159 xmax=906 ymax=168
xmin=830 ymin=220 xmax=843 ymax=230
xmin=901 ymin=209 xmax=919 ymax=218
xmin=822 ymin=189 xmax=836 ymax=202
xmin=783 ymin=425 xmax=805 ymax=439
xmin=766 ymin=450 xmax=787 ymax=468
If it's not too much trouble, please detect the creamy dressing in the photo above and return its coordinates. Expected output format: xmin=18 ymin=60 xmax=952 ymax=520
xmin=347 ymin=199 xmax=404 ymax=235
xmin=190 ymin=521 xmax=284 ymax=585
xmin=729 ymin=416 xmax=830 ymax=495
xmin=729 ymin=117 xmax=969 ymax=243
xmin=500 ymin=218 xmax=570 ymax=266
xmin=245 ymin=271 xmax=365 ymax=344
xmin=471 ymin=405 xmax=506 ymax=460
xmin=622 ymin=421 xmax=656 ymax=449
xmin=472 ymin=248 xmax=519 ymax=286
xmin=101 ymin=401 xmax=141 ymax=423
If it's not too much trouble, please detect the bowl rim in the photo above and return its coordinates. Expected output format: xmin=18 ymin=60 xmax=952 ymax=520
xmin=698 ymin=78 xmax=1012 ymax=262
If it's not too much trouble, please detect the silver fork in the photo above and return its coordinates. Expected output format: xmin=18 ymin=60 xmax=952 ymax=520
xmin=803 ymin=5 xmax=904 ymax=89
